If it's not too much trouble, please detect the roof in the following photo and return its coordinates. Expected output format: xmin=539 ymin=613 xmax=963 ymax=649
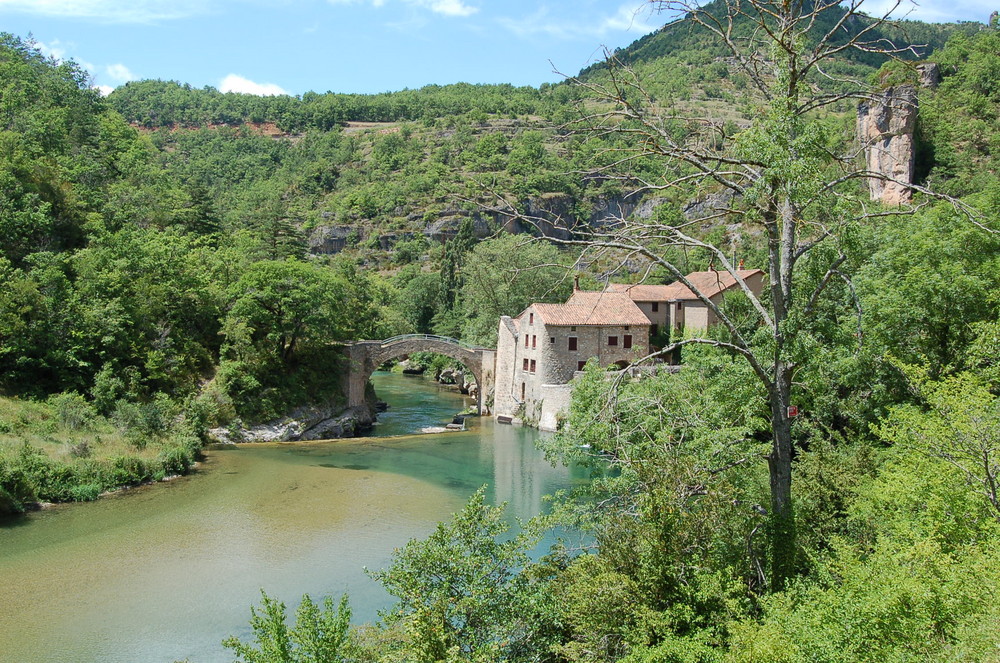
xmin=527 ymin=291 xmax=651 ymax=327
xmin=608 ymin=269 xmax=764 ymax=302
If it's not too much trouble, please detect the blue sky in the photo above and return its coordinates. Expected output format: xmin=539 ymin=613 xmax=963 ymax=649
xmin=0 ymin=0 xmax=994 ymax=97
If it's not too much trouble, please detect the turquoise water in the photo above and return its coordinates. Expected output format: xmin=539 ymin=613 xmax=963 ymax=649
xmin=0 ymin=373 xmax=585 ymax=662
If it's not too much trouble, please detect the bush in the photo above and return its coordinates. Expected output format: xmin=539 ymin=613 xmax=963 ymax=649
xmin=157 ymin=432 xmax=201 ymax=475
xmin=223 ymin=591 xmax=352 ymax=663
xmin=68 ymin=483 xmax=103 ymax=502
xmin=48 ymin=392 xmax=96 ymax=431
xmin=0 ymin=457 xmax=36 ymax=512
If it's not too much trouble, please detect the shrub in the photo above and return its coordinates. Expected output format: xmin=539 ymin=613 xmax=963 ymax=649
xmin=68 ymin=483 xmax=103 ymax=502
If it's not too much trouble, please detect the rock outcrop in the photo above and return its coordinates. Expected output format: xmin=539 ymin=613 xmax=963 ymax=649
xmin=857 ymin=85 xmax=918 ymax=206
xmin=208 ymin=403 xmax=375 ymax=444
xmin=916 ymin=63 xmax=941 ymax=90
xmin=308 ymin=224 xmax=358 ymax=254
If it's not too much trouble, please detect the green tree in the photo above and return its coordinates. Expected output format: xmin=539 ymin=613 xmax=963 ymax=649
xmin=878 ymin=372 xmax=1000 ymax=521
xmin=528 ymin=0 xmax=965 ymax=590
xmin=223 ymin=591 xmax=351 ymax=663
xmin=437 ymin=217 xmax=477 ymax=313
xmin=459 ymin=234 xmax=571 ymax=346
xmin=222 ymin=259 xmax=354 ymax=365
xmin=369 ymin=487 xmax=560 ymax=662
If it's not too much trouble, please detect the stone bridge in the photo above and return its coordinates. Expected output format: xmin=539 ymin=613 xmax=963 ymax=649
xmin=343 ymin=335 xmax=496 ymax=414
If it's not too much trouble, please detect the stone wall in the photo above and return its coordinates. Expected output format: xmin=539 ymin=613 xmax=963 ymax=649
xmin=493 ymin=308 xmax=651 ymax=424
xmin=493 ymin=317 xmax=521 ymax=421
xmin=541 ymin=322 xmax=649 ymax=383
xmin=634 ymin=300 xmax=669 ymax=332
xmin=538 ymin=383 xmax=573 ymax=432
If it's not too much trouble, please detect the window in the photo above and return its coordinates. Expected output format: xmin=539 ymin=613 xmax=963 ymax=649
xmin=532 ymin=335 xmax=536 ymax=348
xmin=530 ymin=359 xmax=536 ymax=373
xmin=608 ymin=336 xmax=618 ymax=347
xmin=529 ymin=312 xmax=534 ymax=324
xmin=577 ymin=361 xmax=587 ymax=371
xmin=571 ymin=326 xmax=576 ymax=331
xmin=524 ymin=335 xmax=529 ymax=348
xmin=624 ymin=325 xmax=630 ymax=331
xmin=623 ymin=334 xmax=633 ymax=349
xmin=550 ymin=337 xmax=555 ymax=344
xmin=652 ymin=302 xmax=659 ymax=312
xmin=523 ymin=358 xmax=529 ymax=371
xmin=651 ymin=324 xmax=659 ymax=337
xmin=568 ymin=337 xmax=578 ymax=351
xmin=677 ymin=302 xmax=683 ymax=311
xmin=521 ymin=382 xmax=525 ymax=400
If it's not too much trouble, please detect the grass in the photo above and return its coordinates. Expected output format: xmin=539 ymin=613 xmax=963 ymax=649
xmin=0 ymin=395 xmax=203 ymax=514
xmin=0 ymin=397 xmax=162 ymax=464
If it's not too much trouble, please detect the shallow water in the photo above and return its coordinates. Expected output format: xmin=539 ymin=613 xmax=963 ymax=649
xmin=0 ymin=373 xmax=585 ymax=663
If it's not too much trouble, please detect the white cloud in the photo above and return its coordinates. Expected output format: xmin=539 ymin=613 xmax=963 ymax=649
xmin=326 ymin=0 xmax=476 ymax=16
xmin=0 ymin=0 xmax=209 ymax=23
xmin=35 ymin=38 xmax=97 ymax=74
xmin=34 ymin=38 xmax=68 ymax=61
xmin=220 ymin=74 xmax=289 ymax=96
xmin=499 ymin=2 xmax=657 ymax=40
xmin=861 ymin=0 xmax=995 ymax=23
xmin=418 ymin=0 xmax=477 ymax=17
xmin=94 ymin=84 xmax=115 ymax=96
xmin=600 ymin=3 xmax=659 ymax=33
xmin=106 ymin=63 xmax=135 ymax=82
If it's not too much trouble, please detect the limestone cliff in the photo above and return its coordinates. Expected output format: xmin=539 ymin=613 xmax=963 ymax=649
xmin=857 ymin=85 xmax=918 ymax=206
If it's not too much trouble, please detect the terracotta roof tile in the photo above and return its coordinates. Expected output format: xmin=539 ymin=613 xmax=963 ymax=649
xmin=606 ymin=282 xmax=690 ymax=301
xmin=608 ymin=269 xmax=764 ymax=301
xmin=531 ymin=291 xmax=650 ymax=327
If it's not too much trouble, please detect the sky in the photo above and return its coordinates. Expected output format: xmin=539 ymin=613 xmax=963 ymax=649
xmin=0 ymin=0 xmax=995 ymax=97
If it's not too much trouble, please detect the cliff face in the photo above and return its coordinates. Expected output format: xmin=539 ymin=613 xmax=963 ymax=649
xmin=857 ymin=85 xmax=919 ymax=206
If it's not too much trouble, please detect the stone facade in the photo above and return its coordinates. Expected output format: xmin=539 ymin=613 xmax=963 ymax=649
xmin=494 ymin=293 xmax=650 ymax=430
xmin=495 ymin=269 xmax=767 ymax=429
xmin=612 ymin=269 xmax=766 ymax=339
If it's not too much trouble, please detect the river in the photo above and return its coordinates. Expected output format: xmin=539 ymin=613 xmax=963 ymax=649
xmin=0 ymin=373 xmax=585 ymax=663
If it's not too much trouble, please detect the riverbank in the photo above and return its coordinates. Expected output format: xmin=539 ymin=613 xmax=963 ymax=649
xmin=0 ymin=373 xmax=582 ymax=662
xmin=0 ymin=395 xmax=203 ymax=515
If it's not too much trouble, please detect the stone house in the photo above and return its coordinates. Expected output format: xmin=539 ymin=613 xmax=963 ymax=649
xmin=494 ymin=290 xmax=650 ymax=430
xmin=607 ymin=268 xmax=765 ymax=339
xmin=492 ymin=268 xmax=764 ymax=430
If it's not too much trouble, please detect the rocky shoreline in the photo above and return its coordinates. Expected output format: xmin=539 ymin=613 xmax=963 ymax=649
xmin=206 ymin=367 xmax=475 ymax=445
xmin=207 ymin=403 xmax=377 ymax=444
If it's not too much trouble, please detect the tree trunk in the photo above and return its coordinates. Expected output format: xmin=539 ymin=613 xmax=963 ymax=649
xmin=767 ymin=364 xmax=795 ymax=591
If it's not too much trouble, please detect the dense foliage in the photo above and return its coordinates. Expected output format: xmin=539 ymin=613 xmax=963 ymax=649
xmin=324 ymin=16 xmax=1000 ymax=663
xmin=3 ymin=5 xmax=1000 ymax=660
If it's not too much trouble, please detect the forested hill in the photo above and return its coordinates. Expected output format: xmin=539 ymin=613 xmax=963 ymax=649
xmin=98 ymin=6 xmax=979 ymax=275
xmin=4 ymin=7 xmax=1000 ymax=661
xmin=581 ymin=0 xmax=974 ymax=76
xmin=2 ymin=10 xmax=1000 ymax=502
xmin=108 ymin=79 xmax=568 ymax=131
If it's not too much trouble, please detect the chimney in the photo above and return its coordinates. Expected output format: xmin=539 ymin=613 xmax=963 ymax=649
xmin=574 ymin=275 xmax=580 ymax=291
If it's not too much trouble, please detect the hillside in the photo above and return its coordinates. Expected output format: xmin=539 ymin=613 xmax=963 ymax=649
xmin=102 ymin=6 xmax=982 ymax=276
xmin=4 ymin=6 xmax=1000 ymax=661
xmin=2 ymin=7 xmax=999 ymax=498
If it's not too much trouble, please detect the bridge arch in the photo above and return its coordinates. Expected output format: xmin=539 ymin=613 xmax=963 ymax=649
xmin=344 ymin=335 xmax=493 ymax=414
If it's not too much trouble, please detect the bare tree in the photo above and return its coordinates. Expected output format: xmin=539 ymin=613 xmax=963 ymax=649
xmin=488 ymin=0 xmax=960 ymax=590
